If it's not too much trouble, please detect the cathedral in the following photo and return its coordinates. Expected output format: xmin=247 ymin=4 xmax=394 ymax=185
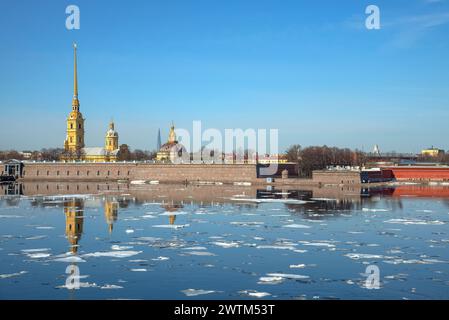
xmin=62 ymin=44 xmax=120 ymax=162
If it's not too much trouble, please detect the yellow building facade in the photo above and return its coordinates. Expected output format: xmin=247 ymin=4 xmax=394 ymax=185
xmin=421 ymin=147 xmax=445 ymax=157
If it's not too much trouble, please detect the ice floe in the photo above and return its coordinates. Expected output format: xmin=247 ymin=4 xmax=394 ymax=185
xmin=362 ymin=208 xmax=390 ymax=212
xmin=183 ymin=246 xmax=208 ymax=251
xmin=25 ymin=235 xmax=48 ymax=240
xmin=289 ymin=264 xmax=306 ymax=269
xmin=298 ymin=241 xmax=336 ymax=248
xmin=383 ymin=258 xmax=446 ymax=265
xmin=0 ymin=271 xmax=28 ymax=279
xmin=230 ymin=221 xmax=264 ymax=227
xmin=181 ymin=289 xmax=216 ymax=297
xmin=258 ymin=276 xmax=284 ymax=285
xmin=151 ymin=256 xmax=170 ymax=261
xmin=384 ymin=219 xmax=445 ymax=225
xmin=53 ymin=256 xmax=86 ymax=263
xmin=152 ymin=224 xmax=190 ymax=229
xmin=239 ymin=290 xmax=271 ymax=298
xmin=111 ymin=245 xmax=134 ymax=251
xmin=283 ymin=224 xmax=311 ymax=229
xmin=159 ymin=211 xmax=188 ymax=216
xmin=345 ymin=253 xmax=388 ymax=260
xmin=82 ymin=251 xmax=142 ymax=258
xmin=100 ymin=284 xmax=123 ymax=289
xmin=211 ymin=241 xmax=240 ymax=248
xmin=266 ymin=273 xmax=309 ymax=280
xmin=0 ymin=215 xmax=23 ymax=218
xmin=184 ymin=251 xmax=216 ymax=256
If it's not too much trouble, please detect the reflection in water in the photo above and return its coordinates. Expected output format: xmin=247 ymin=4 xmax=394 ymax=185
xmin=163 ymin=203 xmax=184 ymax=225
xmin=64 ymin=199 xmax=84 ymax=254
xmin=104 ymin=200 xmax=118 ymax=234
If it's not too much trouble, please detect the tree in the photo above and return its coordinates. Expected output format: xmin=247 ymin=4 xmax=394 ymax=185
xmin=285 ymin=144 xmax=368 ymax=178
xmin=286 ymin=144 xmax=301 ymax=163
xmin=118 ymin=144 xmax=131 ymax=161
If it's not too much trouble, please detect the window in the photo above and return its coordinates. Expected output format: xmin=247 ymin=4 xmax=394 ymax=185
xmin=77 ymin=171 xmax=80 ymax=176
xmin=57 ymin=171 xmax=60 ymax=176
xmin=97 ymin=171 xmax=100 ymax=176
xmin=79 ymin=124 xmax=82 ymax=129
xmin=87 ymin=170 xmax=89 ymax=176
xmin=67 ymin=171 xmax=70 ymax=176
xmin=36 ymin=170 xmax=39 ymax=176
xmin=70 ymin=123 xmax=73 ymax=129
xmin=47 ymin=171 xmax=49 ymax=176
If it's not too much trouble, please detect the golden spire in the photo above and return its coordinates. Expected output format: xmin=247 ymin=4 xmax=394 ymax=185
xmin=109 ymin=118 xmax=114 ymax=130
xmin=168 ymin=121 xmax=176 ymax=143
xmin=72 ymin=43 xmax=80 ymax=111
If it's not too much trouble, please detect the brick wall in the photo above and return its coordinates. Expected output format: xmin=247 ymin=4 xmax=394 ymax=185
xmin=19 ymin=163 xmax=258 ymax=183
xmin=312 ymin=171 xmax=361 ymax=185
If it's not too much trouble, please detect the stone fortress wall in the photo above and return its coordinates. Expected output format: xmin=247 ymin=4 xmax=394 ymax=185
xmin=18 ymin=163 xmax=260 ymax=184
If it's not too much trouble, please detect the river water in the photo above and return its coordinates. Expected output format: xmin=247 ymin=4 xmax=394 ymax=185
xmin=1 ymin=182 xmax=448 ymax=299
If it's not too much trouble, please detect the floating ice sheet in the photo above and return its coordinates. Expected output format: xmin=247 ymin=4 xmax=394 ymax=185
xmin=0 ymin=271 xmax=28 ymax=279
xmin=211 ymin=241 xmax=240 ymax=248
xmin=239 ymin=290 xmax=271 ymax=298
xmin=181 ymin=289 xmax=216 ymax=296
xmin=384 ymin=219 xmax=445 ymax=225
xmin=283 ymin=224 xmax=311 ymax=229
xmin=101 ymin=284 xmax=123 ymax=289
xmin=82 ymin=251 xmax=142 ymax=258
xmin=152 ymin=224 xmax=190 ymax=229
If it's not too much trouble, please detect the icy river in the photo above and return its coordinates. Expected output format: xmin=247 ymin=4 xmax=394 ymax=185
xmin=1 ymin=182 xmax=449 ymax=299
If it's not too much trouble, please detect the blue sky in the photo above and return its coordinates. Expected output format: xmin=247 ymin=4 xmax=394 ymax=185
xmin=0 ymin=0 xmax=448 ymax=153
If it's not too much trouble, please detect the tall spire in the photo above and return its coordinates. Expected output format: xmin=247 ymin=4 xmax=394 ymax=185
xmin=168 ymin=122 xmax=176 ymax=143
xmin=157 ymin=128 xmax=162 ymax=150
xmin=72 ymin=43 xmax=80 ymax=111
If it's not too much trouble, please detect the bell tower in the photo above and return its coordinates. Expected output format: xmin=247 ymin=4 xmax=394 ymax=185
xmin=105 ymin=120 xmax=119 ymax=151
xmin=64 ymin=43 xmax=85 ymax=154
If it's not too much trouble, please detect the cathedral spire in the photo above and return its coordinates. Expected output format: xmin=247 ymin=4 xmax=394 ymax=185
xmin=72 ymin=43 xmax=80 ymax=111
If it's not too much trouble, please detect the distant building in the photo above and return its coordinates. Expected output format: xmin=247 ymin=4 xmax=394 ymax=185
xmin=156 ymin=123 xmax=186 ymax=162
xmin=257 ymin=154 xmax=288 ymax=164
xmin=372 ymin=144 xmax=380 ymax=156
xmin=19 ymin=151 xmax=32 ymax=159
xmin=421 ymin=147 xmax=445 ymax=157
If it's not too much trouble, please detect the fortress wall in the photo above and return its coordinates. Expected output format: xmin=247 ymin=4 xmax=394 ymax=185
xmin=19 ymin=163 xmax=258 ymax=183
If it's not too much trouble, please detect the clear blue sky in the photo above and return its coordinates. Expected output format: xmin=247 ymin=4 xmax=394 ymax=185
xmin=1 ymin=0 xmax=448 ymax=153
